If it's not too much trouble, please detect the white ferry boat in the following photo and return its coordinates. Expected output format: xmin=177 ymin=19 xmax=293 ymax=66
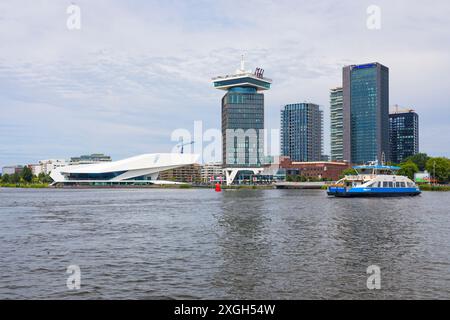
xmin=327 ymin=163 xmax=421 ymax=197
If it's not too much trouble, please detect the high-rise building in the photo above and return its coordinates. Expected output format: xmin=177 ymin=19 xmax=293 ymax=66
xmin=389 ymin=109 xmax=419 ymax=164
xmin=330 ymin=87 xmax=344 ymax=161
xmin=280 ymin=103 xmax=323 ymax=162
xmin=212 ymin=57 xmax=272 ymax=185
xmin=343 ymin=62 xmax=390 ymax=164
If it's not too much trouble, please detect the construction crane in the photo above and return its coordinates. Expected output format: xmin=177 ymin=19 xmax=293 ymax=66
xmin=176 ymin=138 xmax=194 ymax=154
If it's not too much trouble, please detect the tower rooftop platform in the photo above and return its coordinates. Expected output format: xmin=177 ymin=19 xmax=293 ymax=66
xmin=212 ymin=56 xmax=272 ymax=91
xmin=212 ymin=72 xmax=272 ymax=91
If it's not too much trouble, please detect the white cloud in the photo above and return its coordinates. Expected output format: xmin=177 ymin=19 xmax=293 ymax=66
xmin=0 ymin=0 xmax=449 ymax=166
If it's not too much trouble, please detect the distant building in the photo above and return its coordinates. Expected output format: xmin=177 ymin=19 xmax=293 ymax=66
xmin=2 ymin=165 xmax=24 ymax=176
xmin=39 ymin=159 xmax=67 ymax=175
xmin=389 ymin=109 xmax=419 ymax=164
xmin=158 ymin=164 xmax=202 ymax=183
xmin=343 ymin=62 xmax=390 ymax=164
xmin=279 ymin=158 xmax=350 ymax=181
xmin=330 ymin=87 xmax=344 ymax=161
xmin=281 ymin=103 xmax=323 ymax=162
xmin=70 ymin=153 xmax=112 ymax=165
xmin=28 ymin=164 xmax=44 ymax=176
xmin=200 ymin=163 xmax=223 ymax=183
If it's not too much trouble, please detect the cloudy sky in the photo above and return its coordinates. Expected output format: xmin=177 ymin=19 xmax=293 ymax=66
xmin=0 ymin=0 xmax=449 ymax=167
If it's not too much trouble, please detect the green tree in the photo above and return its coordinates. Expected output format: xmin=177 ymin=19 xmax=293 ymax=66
xmin=10 ymin=172 xmax=20 ymax=184
xmin=397 ymin=161 xmax=419 ymax=180
xmin=404 ymin=153 xmax=429 ymax=171
xmin=38 ymin=172 xmax=53 ymax=184
xmin=1 ymin=173 xmax=10 ymax=183
xmin=342 ymin=168 xmax=357 ymax=175
xmin=21 ymin=166 xmax=33 ymax=183
xmin=338 ymin=168 xmax=358 ymax=180
xmin=426 ymin=157 xmax=450 ymax=184
xmin=286 ymin=175 xmax=294 ymax=182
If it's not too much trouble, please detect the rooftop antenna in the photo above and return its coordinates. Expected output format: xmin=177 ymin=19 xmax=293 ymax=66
xmin=240 ymin=54 xmax=245 ymax=72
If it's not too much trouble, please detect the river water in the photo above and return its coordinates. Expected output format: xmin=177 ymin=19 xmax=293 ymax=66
xmin=0 ymin=188 xmax=449 ymax=299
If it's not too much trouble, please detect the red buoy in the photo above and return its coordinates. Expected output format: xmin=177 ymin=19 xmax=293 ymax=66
xmin=215 ymin=183 xmax=222 ymax=192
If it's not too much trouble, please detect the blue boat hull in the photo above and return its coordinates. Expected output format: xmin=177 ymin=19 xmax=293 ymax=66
xmin=327 ymin=187 xmax=421 ymax=197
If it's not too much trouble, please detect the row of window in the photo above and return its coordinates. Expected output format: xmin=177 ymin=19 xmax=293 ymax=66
xmin=368 ymin=181 xmax=415 ymax=188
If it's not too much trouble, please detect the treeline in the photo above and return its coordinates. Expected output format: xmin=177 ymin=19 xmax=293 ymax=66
xmin=395 ymin=153 xmax=449 ymax=184
xmin=0 ymin=166 xmax=53 ymax=185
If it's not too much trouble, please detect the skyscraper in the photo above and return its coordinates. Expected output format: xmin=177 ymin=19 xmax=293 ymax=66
xmin=280 ymin=103 xmax=323 ymax=162
xmin=343 ymin=62 xmax=390 ymax=164
xmin=330 ymin=87 xmax=344 ymax=161
xmin=389 ymin=109 xmax=419 ymax=164
xmin=212 ymin=57 xmax=272 ymax=185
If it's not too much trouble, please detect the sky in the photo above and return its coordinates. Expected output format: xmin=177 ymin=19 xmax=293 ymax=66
xmin=0 ymin=0 xmax=449 ymax=167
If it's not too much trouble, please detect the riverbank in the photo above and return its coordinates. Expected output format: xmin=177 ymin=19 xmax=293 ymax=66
xmin=419 ymin=184 xmax=450 ymax=191
xmin=0 ymin=183 xmax=49 ymax=188
xmin=2 ymin=183 xmax=448 ymax=191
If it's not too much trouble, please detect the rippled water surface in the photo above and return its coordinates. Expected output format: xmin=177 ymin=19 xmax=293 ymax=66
xmin=0 ymin=188 xmax=449 ymax=299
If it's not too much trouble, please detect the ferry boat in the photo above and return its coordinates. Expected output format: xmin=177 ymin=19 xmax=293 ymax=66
xmin=327 ymin=163 xmax=421 ymax=197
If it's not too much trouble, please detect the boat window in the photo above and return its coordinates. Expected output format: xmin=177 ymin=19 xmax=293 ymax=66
xmin=388 ymin=182 xmax=394 ymax=188
xmin=378 ymin=182 xmax=382 ymax=188
xmin=400 ymin=182 xmax=406 ymax=188
xmin=383 ymin=182 xmax=388 ymax=188
xmin=396 ymin=182 xmax=401 ymax=188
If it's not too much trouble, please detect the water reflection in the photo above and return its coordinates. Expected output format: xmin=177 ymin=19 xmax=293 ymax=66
xmin=215 ymin=190 xmax=272 ymax=298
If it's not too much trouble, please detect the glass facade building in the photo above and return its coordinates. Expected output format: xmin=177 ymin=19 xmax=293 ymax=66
xmin=389 ymin=110 xmax=419 ymax=164
xmin=343 ymin=63 xmax=390 ymax=164
xmin=280 ymin=103 xmax=323 ymax=162
xmin=330 ymin=87 xmax=344 ymax=161
xmin=213 ymin=61 xmax=272 ymax=169
xmin=222 ymin=87 xmax=264 ymax=167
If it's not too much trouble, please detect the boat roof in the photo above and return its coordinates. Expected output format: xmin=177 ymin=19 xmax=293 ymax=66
xmin=353 ymin=165 xmax=400 ymax=170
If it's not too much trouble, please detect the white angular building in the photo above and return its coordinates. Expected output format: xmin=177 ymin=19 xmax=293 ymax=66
xmin=50 ymin=153 xmax=199 ymax=186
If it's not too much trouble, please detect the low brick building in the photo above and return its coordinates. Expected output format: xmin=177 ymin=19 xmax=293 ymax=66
xmin=279 ymin=158 xmax=350 ymax=181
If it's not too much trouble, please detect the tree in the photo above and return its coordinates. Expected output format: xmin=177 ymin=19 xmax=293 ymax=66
xmin=342 ymin=168 xmax=358 ymax=175
xmin=38 ymin=172 xmax=53 ymax=184
xmin=10 ymin=172 xmax=20 ymax=184
xmin=426 ymin=157 xmax=450 ymax=184
xmin=1 ymin=173 xmax=10 ymax=183
xmin=21 ymin=166 xmax=33 ymax=183
xmin=404 ymin=153 xmax=429 ymax=171
xmin=397 ymin=161 xmax=419 ymax=180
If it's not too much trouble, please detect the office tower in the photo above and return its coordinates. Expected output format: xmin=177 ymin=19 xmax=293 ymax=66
xmin=212 ymin=57 xmax=272 ymax=185
xmin=330 ymin=87 xmax=344 ymax=161
xmin=343 ymin=62 xmax=390 ymax=164
xmin=389 ymin=109 xmax=419 ymax=163
xmin=280 ymin=103 xmax=323 ymax=162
